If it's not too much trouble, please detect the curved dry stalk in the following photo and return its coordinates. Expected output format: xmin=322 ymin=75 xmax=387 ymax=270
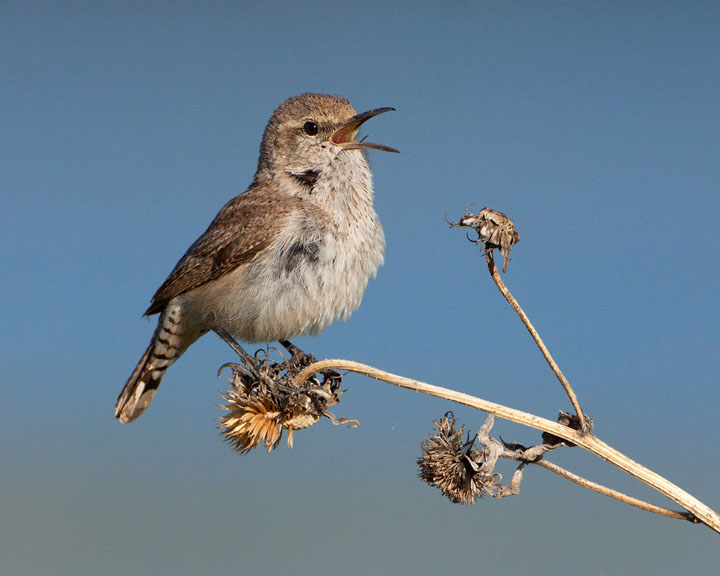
xmin=499 ymin=453 xmax=693 ymax=521
xmin=292 ymin=359 xmax=720 ymax=533
xmin=485 ymin=251 xmax=589 ymax=432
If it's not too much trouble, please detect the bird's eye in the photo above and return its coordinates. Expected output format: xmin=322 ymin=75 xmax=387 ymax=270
xmin=302 ymin=121 xmax=319 ymax=136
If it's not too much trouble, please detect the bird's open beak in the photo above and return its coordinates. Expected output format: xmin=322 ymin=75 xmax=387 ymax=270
xmin=330 ymin=107 xmax=399 ymax=153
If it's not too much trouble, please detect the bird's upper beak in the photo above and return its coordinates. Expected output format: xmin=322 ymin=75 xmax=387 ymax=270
xmin=330 ymin=107 xmax=399 ymax=153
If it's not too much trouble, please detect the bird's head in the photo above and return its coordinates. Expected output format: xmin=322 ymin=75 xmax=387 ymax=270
xmin=256 ymin=93 xmax=397 ymax=186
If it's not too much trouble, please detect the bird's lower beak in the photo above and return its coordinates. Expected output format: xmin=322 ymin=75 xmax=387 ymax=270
xmin=330 ymin=107 xmax=399 ymax=153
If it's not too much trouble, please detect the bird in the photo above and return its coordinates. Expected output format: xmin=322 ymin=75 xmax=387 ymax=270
xmin=114 ymin=93 xmax=397 ymax=423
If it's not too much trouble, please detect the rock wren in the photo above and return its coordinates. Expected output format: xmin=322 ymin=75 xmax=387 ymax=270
xmin=115 ymin=93 xmax=397 ymax=423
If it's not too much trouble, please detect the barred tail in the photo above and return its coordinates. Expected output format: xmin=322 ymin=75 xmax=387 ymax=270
xmin=115 ymin=304 xmax=203 ymax=423
xmin=114 ymin=339 xmax=165 ymax=423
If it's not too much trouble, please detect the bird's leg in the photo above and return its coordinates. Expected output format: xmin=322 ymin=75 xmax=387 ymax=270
xmin=214 ymin=327 xmax=262 ymax=381
xmin=279 ymin=339 xmax=306 ymax=359
xmin=278 ymin=339 xmax=342 ymax=396
xmin=279 ymin=339 xmax=317 ymax=388
xmin=279 ymin=340 xmax=319 ymax=372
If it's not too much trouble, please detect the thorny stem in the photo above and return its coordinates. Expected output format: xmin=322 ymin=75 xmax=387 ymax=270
xmin=485 ymin=251 xmax=589 ymax=433
xmin=292 ymin=360 xmax=720 ymax=533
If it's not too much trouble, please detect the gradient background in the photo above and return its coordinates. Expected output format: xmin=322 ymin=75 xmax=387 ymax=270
xmin=2 ymin=2 xmax=719 ymax=575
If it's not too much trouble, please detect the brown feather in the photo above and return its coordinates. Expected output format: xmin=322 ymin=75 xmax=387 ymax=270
xmin=145 ymin=186 xmax=292 ymax=316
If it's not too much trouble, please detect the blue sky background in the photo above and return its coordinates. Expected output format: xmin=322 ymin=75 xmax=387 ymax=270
xmin=2 ymin=2 xmax=719 ymax=575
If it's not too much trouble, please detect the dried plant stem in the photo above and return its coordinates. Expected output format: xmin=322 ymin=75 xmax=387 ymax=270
xmin=293 ymin=360 xmax=720 ymax=533
xmin=499 ymin=453 xmax=692 ymax=521
xmin=485 ymin=251 xmax=589 ymax=432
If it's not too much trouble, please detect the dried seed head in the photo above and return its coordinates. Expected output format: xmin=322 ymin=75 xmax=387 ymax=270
xmin=450 ymin=207 xmax=520 ymax=272
xmin=418 ymin=412 xmax=504 ymax=505
xmin=218 ymin=388 xmax=320 ymax=454
xmin=218 ymin=346 xmax=357 ymax=454
xmin=541 ymin=410 xmax=592 ymax=447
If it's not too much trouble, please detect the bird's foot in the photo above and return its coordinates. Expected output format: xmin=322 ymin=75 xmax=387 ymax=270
xmin=213 ymin=328 xmax=264 ymax=382
xmin=279 ymin=339 xmax=305 ymax=359
xmin=279 ymin=340 xmax=318 ymax=371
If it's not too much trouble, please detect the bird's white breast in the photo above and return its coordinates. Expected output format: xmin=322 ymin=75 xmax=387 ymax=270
xmin=185 ymin=151 xmax=385 ymax=343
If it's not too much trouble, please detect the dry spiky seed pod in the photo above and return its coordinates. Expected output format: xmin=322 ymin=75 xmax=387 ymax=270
xmin=450 ymin=207 xmax=520 ymax=272
xmin=218 ymin=347 xmax=358 ymax=454
xmin=541 ymin=410 xmax=592 ymax=447
xmin=218 ymin=387 xmax=320 ymax=454
xmin=418 ymin=413 xmax=505 ymax=504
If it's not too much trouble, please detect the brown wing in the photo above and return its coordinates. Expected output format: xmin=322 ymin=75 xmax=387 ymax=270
xmin=144 ymin=186 xmax=290 ymax=316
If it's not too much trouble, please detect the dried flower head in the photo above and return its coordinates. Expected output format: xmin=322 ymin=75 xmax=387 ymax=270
xmin=450 ymin=207 xmax=520 ymax=272
xmin=418 ymin=413 xmax=505 ymax=504
xmin=541 ymin=410 xmax=592 ymax=447
xmin=218 ymin=346 xmax=358 ymax=454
